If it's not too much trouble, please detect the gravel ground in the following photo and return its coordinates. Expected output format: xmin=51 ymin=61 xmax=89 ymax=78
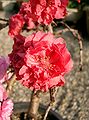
xmin=0 ymin=11 xmax=89 ymax=120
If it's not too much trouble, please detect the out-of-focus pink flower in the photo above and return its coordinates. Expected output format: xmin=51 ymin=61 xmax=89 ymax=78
xmin=19 ymin=2 xmax=36 ymax=29
xmin=77 ymin=0 xmax=80 ymax=3
xmin=19 ymin=0 xmax=69 ymax=26
xmin=8 ymin=0 xmax=69 ymax=37
xmin=8 ymin=14 xmax=25 ymax=38
xmin=0 ymin=56 xmax=10 ymax=83
xmin=0 ymin=83 xmax=13 ymax=120
xmin=0 ymin=83 xmax=7 ymax=101
xmin=9 ymin=31 xmax=73 ymax=91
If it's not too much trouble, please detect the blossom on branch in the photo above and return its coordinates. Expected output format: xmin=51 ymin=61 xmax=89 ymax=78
xmin=0 ymin=83 xmax=13 ymax=120
xmin=9 ymin=31 xmax=73 ymax=91
xmin=20 ymin=0 xmax=69 ymax=25
xmin=8 ymin=14 xmax=25 ymax=38
xmin=8 ymin=0 xmax=69 ymax=38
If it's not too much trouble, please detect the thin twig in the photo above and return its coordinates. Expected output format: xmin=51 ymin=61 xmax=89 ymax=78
xmin=43 ymin=106 xmax=51 ymax=120
xmin=43 ymin=87 xmax=58 ymax=120
xmin=0 ymin=18 xmax=9 ymax=22
xmin=52 ymin=21 xmax=57 ymax=26
xmin=6 ymin=73 xmax=16 ymax=96
xmin=60 ymin=21 xmax=83 ymax=71
xmin=48 ymin=24 xmax=53 ymax=33
xmin=0 ymin=18 xmax=9 ymax=30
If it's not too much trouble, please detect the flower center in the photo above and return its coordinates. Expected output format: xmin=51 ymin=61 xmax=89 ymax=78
xmin=35 ymin=55 xmax=52 ymax=70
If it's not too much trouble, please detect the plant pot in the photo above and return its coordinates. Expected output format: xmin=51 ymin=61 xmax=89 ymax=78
xmin=12 ymin=102 xmax=63 ymax=120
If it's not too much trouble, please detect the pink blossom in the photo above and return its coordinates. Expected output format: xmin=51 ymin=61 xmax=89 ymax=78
xmin=0 ymin=83 xmax=13 ymax=120
xmin=9 ymin=31 xmax=73 ymax=91
xmin=19 ymin=2 xmax=36 ymax=29
xmin=8 ymin=0 xmax=69 ymax=37
xmin=0 ymin=56 xmax=10 ymax=84
xmin=8 ymin=14 xmax=25 ymax=38
xmin=19 ymin=0 xmax=69 ymax=26
xmin=9 ymin=35 xmax=25 ymax=70
xmin=77 ymin=0 xmax=80 ymax=3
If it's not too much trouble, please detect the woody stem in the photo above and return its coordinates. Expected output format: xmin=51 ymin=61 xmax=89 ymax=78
xmin=48 ymin=23 xmax=53 ymax=33
xmin=6 ymin=73 xmax=15 ymax=96
xmin=43 ymin=87 xmax=58 ymax=120
xmin=27 ymin=90 xmax=41 ymax=120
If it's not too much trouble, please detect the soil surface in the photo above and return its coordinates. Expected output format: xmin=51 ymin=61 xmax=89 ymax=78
xmin=0 ymin=8 xmax=89 ymax=120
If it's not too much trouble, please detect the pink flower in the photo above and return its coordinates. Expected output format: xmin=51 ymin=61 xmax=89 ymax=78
xmin=9 ymin=35 xmax=25 ymax=69
xmin=9 ymin=31 xmax=73 ymax=91
xmin=55 ymin=0 xmax=69 ymax=19
xmin=19 ymin=0 xmax=69 ymax=26
xmin=8 ymin=14 xmax=25 ymax=38
xmin=0 ymin=56 xmax=10 ymax=84
xmin=0 ymin=83 xmax=13 ymax=120
xmin=8 ymin=0 xmax=69 ymax=37
xmin=77 ymin=0 xmax=80 ymax=3
xmin=32 ymin=0 xmax=66 ymax=23
xmin=19 ymin=2 xmax=36 ymax=29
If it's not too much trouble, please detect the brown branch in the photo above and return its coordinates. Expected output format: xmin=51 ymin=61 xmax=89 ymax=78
xmin=0 ymin=18 xmax=9 ymax=30
xmin=0 ymin=23 xmax=8 ymax=30
xmin=60 ymin=21 xmax=83 ymax=71
xmin=52 ymin=21 xmax=57 ymax=26
xmin=0 ymin=18 xmax=9 ymax=22
xmin=6 ymin=73 xmax=16 ymax=96
xmin=48 ymin=24 xmax=53 ymax=33
xmin=43 ymin=105 xmax=51 ymax=120
xmin=43 ymin=87 xmax=58 ymax=120
xmin=27 ymin=90 xmax=41 ymax=120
